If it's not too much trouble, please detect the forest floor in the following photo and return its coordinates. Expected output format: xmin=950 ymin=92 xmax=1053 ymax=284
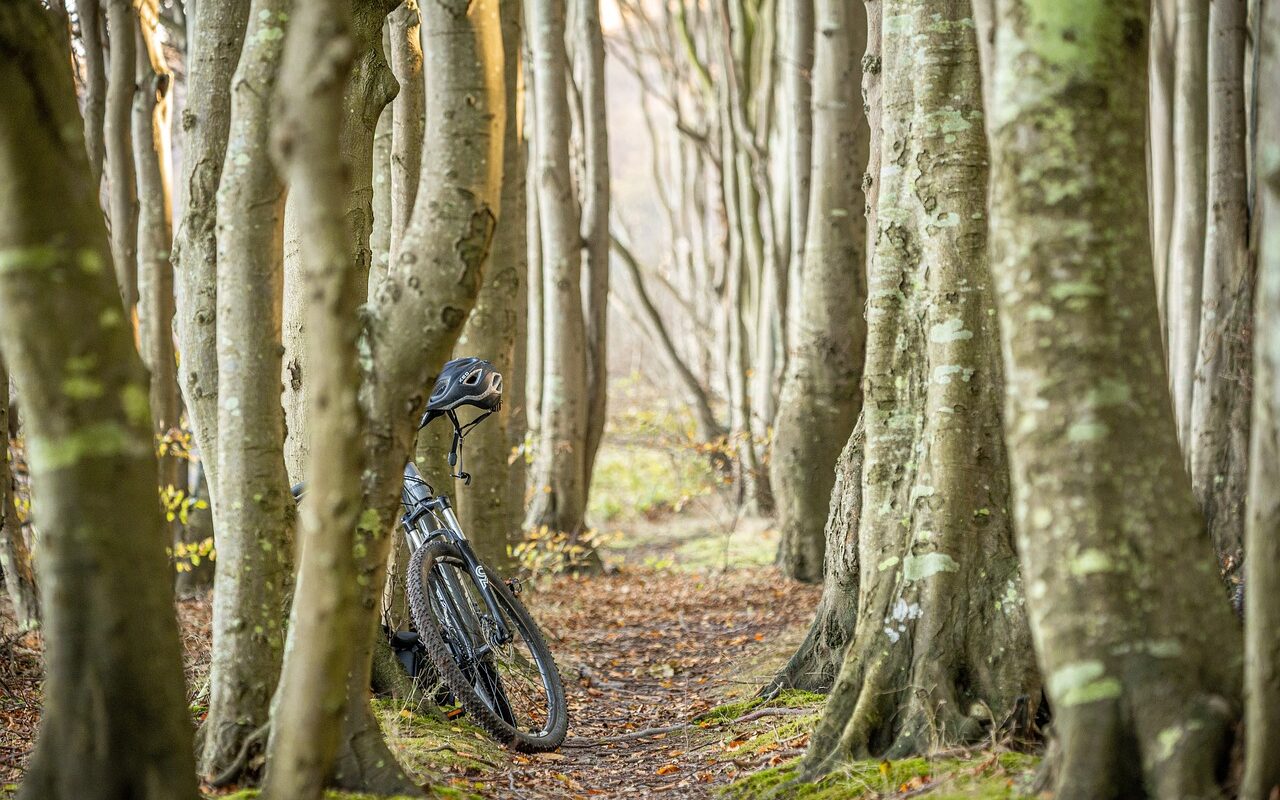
xmin=0 ymin=376 xmax=1042 ymax=798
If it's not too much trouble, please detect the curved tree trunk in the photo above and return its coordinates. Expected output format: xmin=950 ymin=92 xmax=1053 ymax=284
xmin=801 ymin=0 xmax=1037 ymax=776
xmin=525 ymin=0 xmax=590 ymax=536
xmin=200 ymin=0 xmax=296 ymax=779
xmin=987 ymin=2 xmax=1243 ymax=796
xmin=0 ymin=7 xmax=198 ymax=798
xmin=1167 ymin=0 xmax=1208 ymax=451
xmin=172 ymin=0 xmax=249 ymax=498
xmin=105 ymin=0 xmax=139 ymax=311
xmin=262 ymin=1 xmax=366 ymax=797
xmin=771 ymin=0 xmax=867 ymax=584
xmin=611 ymin=234 xmax=724 ymax=441
xmin=324 ymin=0 xmax=504 ymax=792
xmin=457 ymin=0 xmax=525 ymax=568
xmin=1243 ymin=5 xmax=1280 ymax=793
xmin=1189 ymin=0 xmax=1251 ymax=583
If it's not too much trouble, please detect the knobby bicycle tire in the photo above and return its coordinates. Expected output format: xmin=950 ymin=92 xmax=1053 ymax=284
xmin=406 ymin=538 xmax=568 ymax=752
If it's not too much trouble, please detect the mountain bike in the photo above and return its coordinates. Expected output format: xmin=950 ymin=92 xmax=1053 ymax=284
xmin=295 ymin=358 xmax=568 ymax=752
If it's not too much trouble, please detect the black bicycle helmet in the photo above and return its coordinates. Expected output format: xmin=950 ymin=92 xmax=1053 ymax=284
xmin=422 ymin=357 xmax=503 ymax=421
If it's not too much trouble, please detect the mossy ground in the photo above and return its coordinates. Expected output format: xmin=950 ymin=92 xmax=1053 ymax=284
xmin=720 ymin=752 xmax=1041 ymax=799
xmin=210 ymin=701 xmax=503 ymax=799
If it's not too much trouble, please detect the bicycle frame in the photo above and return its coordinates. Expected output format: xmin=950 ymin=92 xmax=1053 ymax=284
xmin=399 ymin=461 xmax=512 ymax=647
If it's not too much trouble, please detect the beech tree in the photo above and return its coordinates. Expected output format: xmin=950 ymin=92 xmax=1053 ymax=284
xmin=173 ymin=0 xmax=250 ymax=496
xmin=1243 ymin=2 xmax=1280 ymax=792
xmin=987 ymin=1 xmax=1242 ymax=795
xmin=0 ymin=4 xmax=197 ymax=797
xmin=770 ymin=0 xmax=867 ymax=585
xmin=456 ymin=0 xmax=527 ymax=567
xmin=800 ymin=0 xmax=1037 ymax=775
xmin=525 ymin=0 xmax=591 ymax=536
xmin=199 ymin=0 xmax=296 ymax=779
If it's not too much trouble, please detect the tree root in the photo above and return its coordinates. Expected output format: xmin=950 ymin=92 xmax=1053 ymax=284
xmin=208 ymin=722 xmax=269 ymax=788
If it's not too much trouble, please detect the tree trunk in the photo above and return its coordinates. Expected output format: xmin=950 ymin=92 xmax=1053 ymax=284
xmin=456 ymin=0 xmax=526 ymax=569
xmin=766 ymin=415 xmax=862 ymax=694
xmin=132 ymin=0 xmax=185 ymax=532
xmin=576 ymin=0 xmax=611 ymax=492
xmin=0 ymin=361 xmax=38 ymax=630
xmin=388 ymin=0 xmax=423 ymax=255
xmin=525 ymin=64 xmax=544 ymax=442
xmin=200 ymin=0 xmax=296 ymax=780
xmin=260 ymin=3 xmax=366 ymax=799
xmin=801 ymin=0 xmax=1037 ymax=777
xmin=1167 ymin=0 xmax=1208 ymax=451
xmin=771 ymin=0 xmax=867 ymax=585
xmin=1189 ymin=0 xmax=1251 ymax=583
xmin=172 ymin=0 xmax=249 ymax=496
xmin=326 ymin=0 xmax=504 ymax=791
xmin=279 ymin=0 xmax=397 ymax=485
xmin=525 ymin=0 xmax=590 ymax=536
xmin=987 ymin=2 xmax=1243 ymax=796
xmin=105 ymin=0 xmax=139 ymax=311
xmin=77 ymin=0 xmax=108 ymax=190
xmin=1242 ymin=4 xmax=1280 ymax=793
xmin=0 ymin=7 xmax=198 ymax=797
xmin=782 ymin=0 xmax=813 ymax=353
xmin=1149 ymin=0 xmax=1176 ymax=328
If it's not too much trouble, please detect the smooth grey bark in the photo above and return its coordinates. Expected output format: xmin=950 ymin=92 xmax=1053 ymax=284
xmin=132 ymin=0 xmax=184 ymax=526
xmin=802 ymin=0 xmax=1036 ymax=777
xmin=261 ymin=3 xmax=364 ymax=799
xmin=1189 ymin=0 xmax=1251 ymax=580
xmin=525 ymin=0 xmax=590 ymax=536
xmin=987 ymin=2 xmax=1243 ymax=796
xmin=0 ymin=361 xmax=38 ymax=630
xmin=77 ymin=0 xmax=108 ymax=189
xmin=172 ymin=0 xmax=249 ymax=497
xmin=387 ymin=0 xmax=422 ymax=255
xmin=771 ymin=0 xmax=867 ymax=584
xmin=1167 ymin=0 xmax=1208 ymax=451
xmin=105 ymin=0 xmax=139 ymax=311
xmin=576 ymin=0 xmax=611 ymax=492
xmin=1149 ymin=0 xmax=1176 ymax=327
xmin=782 ymin=0 xmax=813 ymax=351
xmin=0 ymin=6 xmax=198 ymax=797
xmin=1242 ymin=3 xmax=1280 ymax=793
xmin=456 ymin=0 xmax=526 ymax=569
xmin=200 ymin=0 xmax=295 ymax=780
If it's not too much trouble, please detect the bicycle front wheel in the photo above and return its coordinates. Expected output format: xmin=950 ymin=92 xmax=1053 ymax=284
xmin=406 ymin=538 xmax=568 ymax=752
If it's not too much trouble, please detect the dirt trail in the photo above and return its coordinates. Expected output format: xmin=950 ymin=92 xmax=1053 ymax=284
xmin=494 ymin=567 xmax=821 ymax=799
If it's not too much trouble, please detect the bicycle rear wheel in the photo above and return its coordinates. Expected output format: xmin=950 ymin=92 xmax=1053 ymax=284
xmin=407 ymin=538 xmax=568 ymax=751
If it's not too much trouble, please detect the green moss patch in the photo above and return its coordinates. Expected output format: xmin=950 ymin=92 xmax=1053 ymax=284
xmin=721 ymin=751 xmax=1040 ymax=799
xmin=694 ymin=689 xmax=826 ymax=724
